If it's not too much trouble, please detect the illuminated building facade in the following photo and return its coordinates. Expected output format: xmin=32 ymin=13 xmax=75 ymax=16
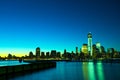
xmin=88 ymin=32 xmax=92 ymax=56
xmin=82 ymin=44 xmax=88 ymax=55
xmin=96 ymin=42 xmax=101 ymax=53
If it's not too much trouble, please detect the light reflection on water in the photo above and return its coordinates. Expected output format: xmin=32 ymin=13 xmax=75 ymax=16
xmin=97 ymin=62 xmax=104 ymax=80
xmin=9 ymin=62 xmax=120 ymax=80
xmin=88 ymin=62 xmax=96 ymax=80
xmin=82 ymin=62 xmax=104 ymax=80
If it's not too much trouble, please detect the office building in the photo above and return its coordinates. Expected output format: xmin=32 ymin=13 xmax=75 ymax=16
xmin=88 ymin=32 xmax=92 ymax=56
xmin=96 ymin=42 xmax=101 ymax=53
xmin=82 ymin=44 xmax=88 ymax=55
xmin=76 ymin=47 xmax=78 ymax=55
xmin=36 ymin=47 xmax=40 ymax=58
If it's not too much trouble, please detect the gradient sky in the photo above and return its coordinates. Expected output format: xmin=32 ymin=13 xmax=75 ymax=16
xmin=0 ymin=0 xmax=120 ymax=56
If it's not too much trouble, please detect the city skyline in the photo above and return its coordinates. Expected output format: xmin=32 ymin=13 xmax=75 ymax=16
xmin=0 ymin=32 xmax=119 ymax=57
xmin=0 ymin=0 xmax=120 ymax=56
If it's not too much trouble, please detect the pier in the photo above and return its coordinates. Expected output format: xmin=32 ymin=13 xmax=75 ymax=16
xmin=0 ymin=61 xmax=56 ymax=80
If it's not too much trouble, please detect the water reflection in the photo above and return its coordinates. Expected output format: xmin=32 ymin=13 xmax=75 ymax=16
xmin=82 ymin=62 xmax=104 ymax=80
xmin=96 ymin=62 xmax=104 ymax=80
xmin=9 ymin=62 xmax=117 ymax=80
xmin=82 ymin=62 xmax=89 ymax=80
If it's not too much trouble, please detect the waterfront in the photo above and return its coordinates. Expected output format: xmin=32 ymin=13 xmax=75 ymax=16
xmin=8 ymin=62 xmax=120 ymax=80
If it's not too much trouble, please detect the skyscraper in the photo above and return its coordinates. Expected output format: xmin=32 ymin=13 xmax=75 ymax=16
xmin=96 ymin=42 xmax=101 ymax=53
xmin=29 ymin=51 xmax=34 ymax=59
xmin=88 ymin=32 xmax=92 ymax=56
xmin=64 ymin=49 xmax=67 ymax=58
xmin=36 ymin=47 xmax=40 ymax=58
xmin=76 ymin=47 xmax=78 ymax=55
xmin=81 ymin=44 xmax=88 ymax=54
xmin=50 ymin=50 xmax=56 ymax=58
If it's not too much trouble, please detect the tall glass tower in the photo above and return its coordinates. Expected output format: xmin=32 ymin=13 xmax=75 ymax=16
xmin=88 ymin=32 xmax=92 ymax=56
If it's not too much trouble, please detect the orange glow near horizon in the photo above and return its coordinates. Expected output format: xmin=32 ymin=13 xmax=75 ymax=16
xmin=0 ymin=48 xmax=34 ymax=57
xmin=0 ymin=48 xmax=65 ymax=57
xmin=0 ymin=52 xmax=28 ymax=57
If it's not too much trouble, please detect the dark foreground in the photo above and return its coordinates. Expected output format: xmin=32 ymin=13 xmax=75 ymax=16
xmin=6 ymin=61 xmax=120 ymax=80
xmin=0 ymin=61 xmax=56 ymax=80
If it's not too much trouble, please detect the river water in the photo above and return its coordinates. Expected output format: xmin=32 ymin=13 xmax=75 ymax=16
xmin=7 ymin=62 xmax=120 ymax=80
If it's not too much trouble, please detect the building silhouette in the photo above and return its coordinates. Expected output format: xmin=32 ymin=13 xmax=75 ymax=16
xmin=29 ymin=51 xmax=34 ymax=59
xmin=88 ymin=32 xmax=92 ymax=56
xmin=41 ymin=52 xmax=45 ymax=58
xmin=50 ymin=50 xmax=56 ymax=58
xmin=107 ymin=48 xmax=114 ymax=58
xmin=101 ymin=46 xmax=106 ymax=53
xmin=63 ymin=49 xmax=67 ymax=58
xmin=56 ymin=52 xmax=61 ymax=58
xmin=71 ymin=51 xmax=75 ymax=59
xmin=36 ymin=47 xmax=40 ymax=58
xmin=76 ymin=47 xmax=78 ymax=56
xmin=92 ymin=44 xmax=96 ymax=52
xmin=46 ymin=52 xmax=50 ymax=59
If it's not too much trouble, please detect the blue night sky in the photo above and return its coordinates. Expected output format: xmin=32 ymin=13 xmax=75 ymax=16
xmin=0 ymin=0 xmax=120 ymax=56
